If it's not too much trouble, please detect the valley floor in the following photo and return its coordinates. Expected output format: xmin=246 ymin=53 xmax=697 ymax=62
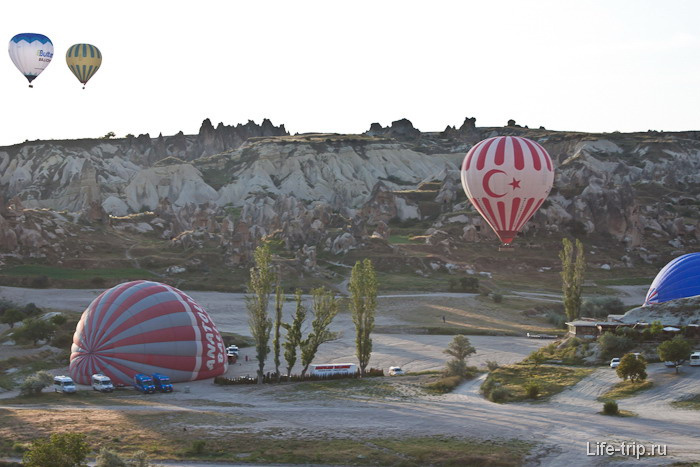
xmin=1 ymin=285 xmax=697 ymax=466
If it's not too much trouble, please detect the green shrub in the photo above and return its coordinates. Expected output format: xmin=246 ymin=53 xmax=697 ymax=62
xmin=12 ymin=442 xmax=27 ymax=453
xmin=95 ymin=447 xmax=127 ymax=467
xmin=23 ymin=433 xmax=90 ymax=467
xmin=485 ymin=360 xmax=500 ymax=371
xmin=603 ymin=400 xmax=619 ymax=415
xmin=50 ymin=314 xmax=67 ymax=326
xmin=581 ymin=297 xmax=625 ymax=318
xmin=20 ymin=371 xmax=54 ymax=396
xmin=524 ymin=382 xmax=540 ymax=399
xmin=598 ymin=332 xmax=634 ymax=360
xmin=491 ymin=293 xmax=503 ymax=303
xmin=190 ymin=440 xmax=206 ymax=455
xmin=489 ymin=387 xmax=510 ymax=403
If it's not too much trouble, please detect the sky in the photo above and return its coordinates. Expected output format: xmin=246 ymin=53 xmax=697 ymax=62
xmin=1 ymin=0 xmax=700 ymax=146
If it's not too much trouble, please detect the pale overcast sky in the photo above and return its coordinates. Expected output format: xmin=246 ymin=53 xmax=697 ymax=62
xmin=1 ymin=0 xmax=699 ymax=146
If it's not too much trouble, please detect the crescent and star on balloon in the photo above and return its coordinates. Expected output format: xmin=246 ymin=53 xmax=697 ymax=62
xmin=482 ymin=169 xmax=521 ymax=198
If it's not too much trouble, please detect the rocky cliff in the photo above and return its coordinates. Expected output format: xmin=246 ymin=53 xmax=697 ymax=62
xmin=2 ymin=118 xmax=700 ymax=279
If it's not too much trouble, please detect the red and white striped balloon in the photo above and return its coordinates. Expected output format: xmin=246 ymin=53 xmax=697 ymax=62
xmin=461 ymin=136 xmax=554 ymax=245
xmin=70 ymin=281 xmax=227 ymax=385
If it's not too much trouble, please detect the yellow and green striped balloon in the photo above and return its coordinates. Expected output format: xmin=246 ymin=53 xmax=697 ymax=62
xmin=66 ymin=43 xmax=102 ymax=88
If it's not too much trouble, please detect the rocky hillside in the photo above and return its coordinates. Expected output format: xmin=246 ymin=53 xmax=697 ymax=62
xmin=1 ymin=117 xmax=700 ymax=289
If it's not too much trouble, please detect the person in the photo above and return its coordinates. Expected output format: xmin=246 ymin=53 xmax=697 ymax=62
xmin=245 ymin=354 xmax=248 ymax=362
xmin=442 ymin=315 xmax=446 ymax=323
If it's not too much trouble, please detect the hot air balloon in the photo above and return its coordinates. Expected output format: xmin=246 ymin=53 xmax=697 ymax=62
xmin=644 ymin=253 xmax=700 ymax=306
xmin=461 ymin=136 xmax=554 ymax=247
xmin=8 ymin=33 xmax=53 ymax=87
xmin=66 ymin=43 xmax=102 ymax=89
xmin=70 ymin=281 xmax=227 ymax=385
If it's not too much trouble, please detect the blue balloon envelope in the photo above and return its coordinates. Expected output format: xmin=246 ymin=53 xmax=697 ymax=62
xmin=645 ymin=253 xmax=700 ymax=305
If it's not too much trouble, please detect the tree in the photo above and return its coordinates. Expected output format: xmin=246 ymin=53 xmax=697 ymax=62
xmin=616 ymin=353 xmax=647 ymax=382
xmin=560 ymin=238 xmax=586 ymax=321
xmin=300 ymin=287 xmax=340 ymax=377
xmin=443 ymin=335 xmax=476 ymax=377
xmin=23 ymin=432 xmax=90 ymax=467
xmin=349 ymin=258 xmax=377 ymax=377
xmin=246 ymin=244 xmax=274 ymax=384
xmin=658 ymin=336 xmax=692 ymax=374
xmin=281 ymin=289 xmax=306 ymax=378
xmin=102 ymin=131 xmax=116 ymax=139
xmin=272 ymin=279 xmax=284 ymax=382
xmin=0 ymin=308 xmax=24 ymax=328
xmin=14 ymin=318 xmax=56 ymax=345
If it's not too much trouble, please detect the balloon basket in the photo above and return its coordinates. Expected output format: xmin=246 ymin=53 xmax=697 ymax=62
xmin=499 ymin=244 xmax=515 ymax=252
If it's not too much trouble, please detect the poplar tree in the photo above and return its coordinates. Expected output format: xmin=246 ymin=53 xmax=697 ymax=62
xmin=272 ymin=280 xmax=284 ymax=382
xmin=560 ymin=238 xmax=586 ymax=321
xmin=349 ymin=258 xmax=378 ymax=376
xmin=246 ymin=244 xmax=274 ymax=384
xmin=300 ymin=287 xmax=340 ymax=377
xmin=282 ymin=289 xmax=306 ymax=378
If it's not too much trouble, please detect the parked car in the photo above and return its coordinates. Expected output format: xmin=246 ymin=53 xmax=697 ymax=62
xmin=53 ymin=375 xmax=77 ymax=394
xmin=91 ymin=374 xmax=114 ymax=392
xmin=610 ymin=358 xmax=620 ymax=368
xmin=389 ymin=366 xmax=405 ymax=376
xmin=664 ymin=361 xmax=677 ymax=368
xmin=227 ymin=345 xmax=239 ymax=363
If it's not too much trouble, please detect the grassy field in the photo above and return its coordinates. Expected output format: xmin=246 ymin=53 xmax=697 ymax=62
xmin=597 ymin=380 xmax=653 ymax=402
xmin=0 ymin=403 xmax=532 ymax=466
xmin=0 ymin=264 xmax=157 ymax=280
xmin=482 ymin=364 xmax=594 ymax=403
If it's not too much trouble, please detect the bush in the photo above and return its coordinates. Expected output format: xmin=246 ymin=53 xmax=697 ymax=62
xmin=30 ymin=275 xmax=50 ymax=288
xmin=50 ymin=314 xmax=67 ymax=326
xmin=20 ymin=371 xmax=54 ymax=396
xmin=51 ymin=329 xmax=75 ymax=349
xmin=489 ymin=387 xmax=510 ymax=403
xmin=445 ymin=359 xmax=467 ymax=377
xmin=581 ymin=297 xmax=625 ymax=318
xmin=96 ymin=447 xmax=127 ymax=467
xmin=524 ymin=382 xmax=540 ymax=399
xmin=190 ymin=440 xmax=206 ymax=455
xmin=598 ymin=332 xmax=634 ymax=360
xmin=491 ymin=293 xmax=503 ymax=303
xmin=91 ymin=276 xmax=107 ymax=288
xmin=485 ymin=360 xmax=500 ymax=371
xmin=23 ymin=433 xmax=90 ymax=467
xmin=603 ymin=400 xmax=619 ymax=415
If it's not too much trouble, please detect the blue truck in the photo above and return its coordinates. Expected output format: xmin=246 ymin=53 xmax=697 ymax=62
xmin=133 ymin=374 xmax=156 ymax=394
xmin=152 ymin=373 xmax=173 ymax=393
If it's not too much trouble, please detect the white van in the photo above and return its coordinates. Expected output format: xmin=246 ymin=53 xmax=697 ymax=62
xmin=91 ymin=374 xmax=114 ymax=392
xmin=690 ymin=352 xmax=700 ymax=367
xmin=53 ymin=376 xmax=76 ymax=394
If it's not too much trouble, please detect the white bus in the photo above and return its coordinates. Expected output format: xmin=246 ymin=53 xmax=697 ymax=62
xmin=309 ymin=363 xmax=357 ymax=377
xmin=690 ymin=352 xmax=700 ymax=367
